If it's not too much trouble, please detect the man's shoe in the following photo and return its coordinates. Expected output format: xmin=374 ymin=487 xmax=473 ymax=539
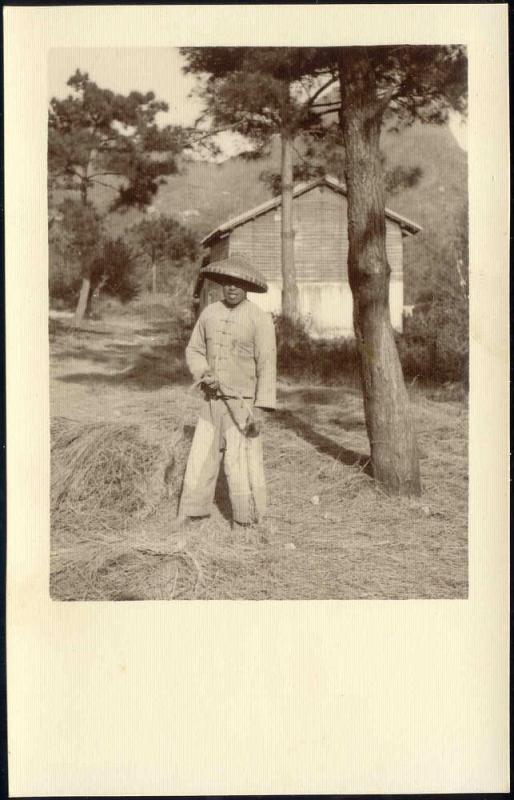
xmin=170 ymin=515 xmax=210 ymax=534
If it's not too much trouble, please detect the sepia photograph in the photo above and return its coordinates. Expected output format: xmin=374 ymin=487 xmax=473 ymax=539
xmin=48 ymin=45 xmax=470 ymax=601
xmin=5 ymin=5 xmax=509 ymax=796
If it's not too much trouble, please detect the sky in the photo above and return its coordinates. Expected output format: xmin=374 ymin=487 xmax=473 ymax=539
xmin=48 ymin=47 xmax=251 ymax=160
xmin=49 ymin=48 xmax=201 ymax=125
xmin=48 ymin=47 xmax=467 ymax=154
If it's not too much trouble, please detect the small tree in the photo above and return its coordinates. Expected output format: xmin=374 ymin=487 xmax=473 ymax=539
xmin=90 ymin=238 xmax=140 ymax=305
xmin=127 ymin=215 xmax=198 ymax=294
xmin=52 ymin=199 xmax=104 ymax=320
xmin=49 ymin=203 xmax=140 ymax=312
xmin=48 ymin=70 xmax=187 ymax=322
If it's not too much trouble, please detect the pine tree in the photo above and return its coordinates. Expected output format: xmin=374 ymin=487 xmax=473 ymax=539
xmin=127 ymin=215 xmax=198 ymax=294
xmin=181 ymin=48 xmax=339 ymax=318
xmin=48 ymin=70 xmax=186 ymax=322
xmin=53 ymin=199 xmax=103 ymax=321
xmin=328 ymin=45 xmax=466 ymax=493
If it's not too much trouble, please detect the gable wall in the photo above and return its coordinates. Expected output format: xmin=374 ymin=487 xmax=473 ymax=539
xmin=227 ymin=186 xmax=403 ymax=280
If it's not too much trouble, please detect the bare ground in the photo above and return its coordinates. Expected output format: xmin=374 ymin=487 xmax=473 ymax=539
xmin=50 ymin=311 xmax=468 ymax=601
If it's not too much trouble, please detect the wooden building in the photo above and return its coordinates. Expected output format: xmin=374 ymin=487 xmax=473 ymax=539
xmin=195 ymin=176 xmax=421 ymax=338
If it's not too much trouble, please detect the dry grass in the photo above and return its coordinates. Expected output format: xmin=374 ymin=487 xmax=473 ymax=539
xmin=50 ymin=320 xmax=468 ymax=601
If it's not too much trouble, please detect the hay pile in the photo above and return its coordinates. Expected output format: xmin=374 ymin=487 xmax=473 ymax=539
xmin=50 ymin=415 xmax=198 ymax=600
xmin=52 ymin=418 xmax=168 ymax=517
xmin=51 ymin=523 xmax=205 ymax=602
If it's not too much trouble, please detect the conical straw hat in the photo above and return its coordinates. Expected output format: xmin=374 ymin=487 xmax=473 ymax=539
xmin=200 ymin=254 xmax=268 ymax=293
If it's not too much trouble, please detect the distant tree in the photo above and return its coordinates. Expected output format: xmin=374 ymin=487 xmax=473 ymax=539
xmin=49 ymin=221 xmax=140 ymax=312
xmin=90 ymin=238 xmax=140 ymax=305
xmin=384 ymin=164 xmax=424 ymax=195
xmin=48 ymin=70 xmax=187 ymax=321
xmin=181 ymin=48 xmax=339 ymax=319
xmin=50 ymin=199 xmax=104 ymax=319
xmin=127 ymin=215 xmax=199 ymax=294
xmin=49 ymin=216 xmax=82 ymax=307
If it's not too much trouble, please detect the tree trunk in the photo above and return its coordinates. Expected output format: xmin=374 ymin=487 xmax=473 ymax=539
xmin=73 ymin=174 xmax=91 ymax=325
xmin=152 ymin=261 xmax=157 ymax=294
xmin=74 ymin=275 xmax=91 ymax=326
xmin=280 ymin=130 xmax=298 ymax=318
xmin=80 ymin=181 xmax=88 ymax=206
xmin=338 ymin=49 xmax=421 ymax=495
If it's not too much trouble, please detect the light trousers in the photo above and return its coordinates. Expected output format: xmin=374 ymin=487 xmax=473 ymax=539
xmin=179 ymin=397 xmax=266 ymax=524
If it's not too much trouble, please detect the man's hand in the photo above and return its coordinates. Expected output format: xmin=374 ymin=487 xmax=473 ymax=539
xmin=201 ymin=371 xmax=220 ymax=392
xmin=248 ymin=406 xmax=271 ymax=436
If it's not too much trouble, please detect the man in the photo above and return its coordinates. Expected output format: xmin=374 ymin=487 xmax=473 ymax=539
xmin=176 ymin=254 xmax=277 ymax=529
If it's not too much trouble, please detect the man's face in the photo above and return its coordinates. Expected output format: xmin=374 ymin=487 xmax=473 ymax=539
xmin=221 ymin=277 xmax=247 ymax=307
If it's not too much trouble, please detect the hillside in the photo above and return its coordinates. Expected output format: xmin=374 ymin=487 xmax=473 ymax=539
xmin=76 ymin=121 xmax=468 ymax=304
xmin=381 ymin=123 xmax=468 ymax=301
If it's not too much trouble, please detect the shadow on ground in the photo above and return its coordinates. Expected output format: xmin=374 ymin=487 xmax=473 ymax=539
xmin=57 ymin=346 xmax=191 ymax=389
xmin=52 ymin=344 xmax=138 ymax=365
xmin=277 ymin=384 xmax=362 ymax=406
xmin=49 ymin=315 xmax=176 ymax=337
xmin=273 ymin=408 xmax=371 ymax=472
xmin=328 ymin=415 xmax=366 ymax=431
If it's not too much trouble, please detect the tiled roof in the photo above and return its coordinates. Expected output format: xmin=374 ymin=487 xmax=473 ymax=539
xmin=201 ymin=175 xmax=422 ymax=246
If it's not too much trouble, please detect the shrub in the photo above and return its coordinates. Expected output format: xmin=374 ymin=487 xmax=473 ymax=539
xmin=273 ymin=304 xmax=467 ymax=388
xmin=398 ymin=202 xmax=468 ymax=386
xmin=126 ymin=214 xmax=199 ymax=293
xmin=273 ymin=313 xmax=360 ymax=383
xmin=48 ymin=240 xmax=83 ymax=306
xmin=398 ymin=295 xmax=468 ymax=385
xmin=91 ymin=237 xmax=140 ymax=304
xmin=396 ymin=199 xmax=469 ymax=386
xmin=48 ymin=219 xmax=84 ymax=307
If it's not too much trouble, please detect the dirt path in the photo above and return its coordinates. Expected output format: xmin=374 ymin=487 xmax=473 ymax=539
xmin=50 ymin=317 xmax=468 ymax=600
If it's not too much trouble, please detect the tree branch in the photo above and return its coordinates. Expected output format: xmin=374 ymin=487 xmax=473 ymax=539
xmin=184 ymin=118 xmax=248 ymax=145
xmin=90 ymin=178 xmax=119 ymax=192
xmin=291 ymin=142 xmax=311 ymax=167
xmin=309 ymin=69 xmax=338 ymax=78
xmin=376 ymin=84 xmax=400 ymax=114
xmin=306 ymin=76 xmax=338 ymax=107
xmin=61 ymin=167 xmax=87 ymax=182
xmin=97 ymin=137 xmax=127 ymax=150
xmin=312 ymin=107 xmax=341 ymax=117
xmin=88 ymin=171 xmax=124 ymax=179
xmin=310 ymin=101 xmax=341 ymax=109
xmin=52 ymin=169 xmax=81 ymax=181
